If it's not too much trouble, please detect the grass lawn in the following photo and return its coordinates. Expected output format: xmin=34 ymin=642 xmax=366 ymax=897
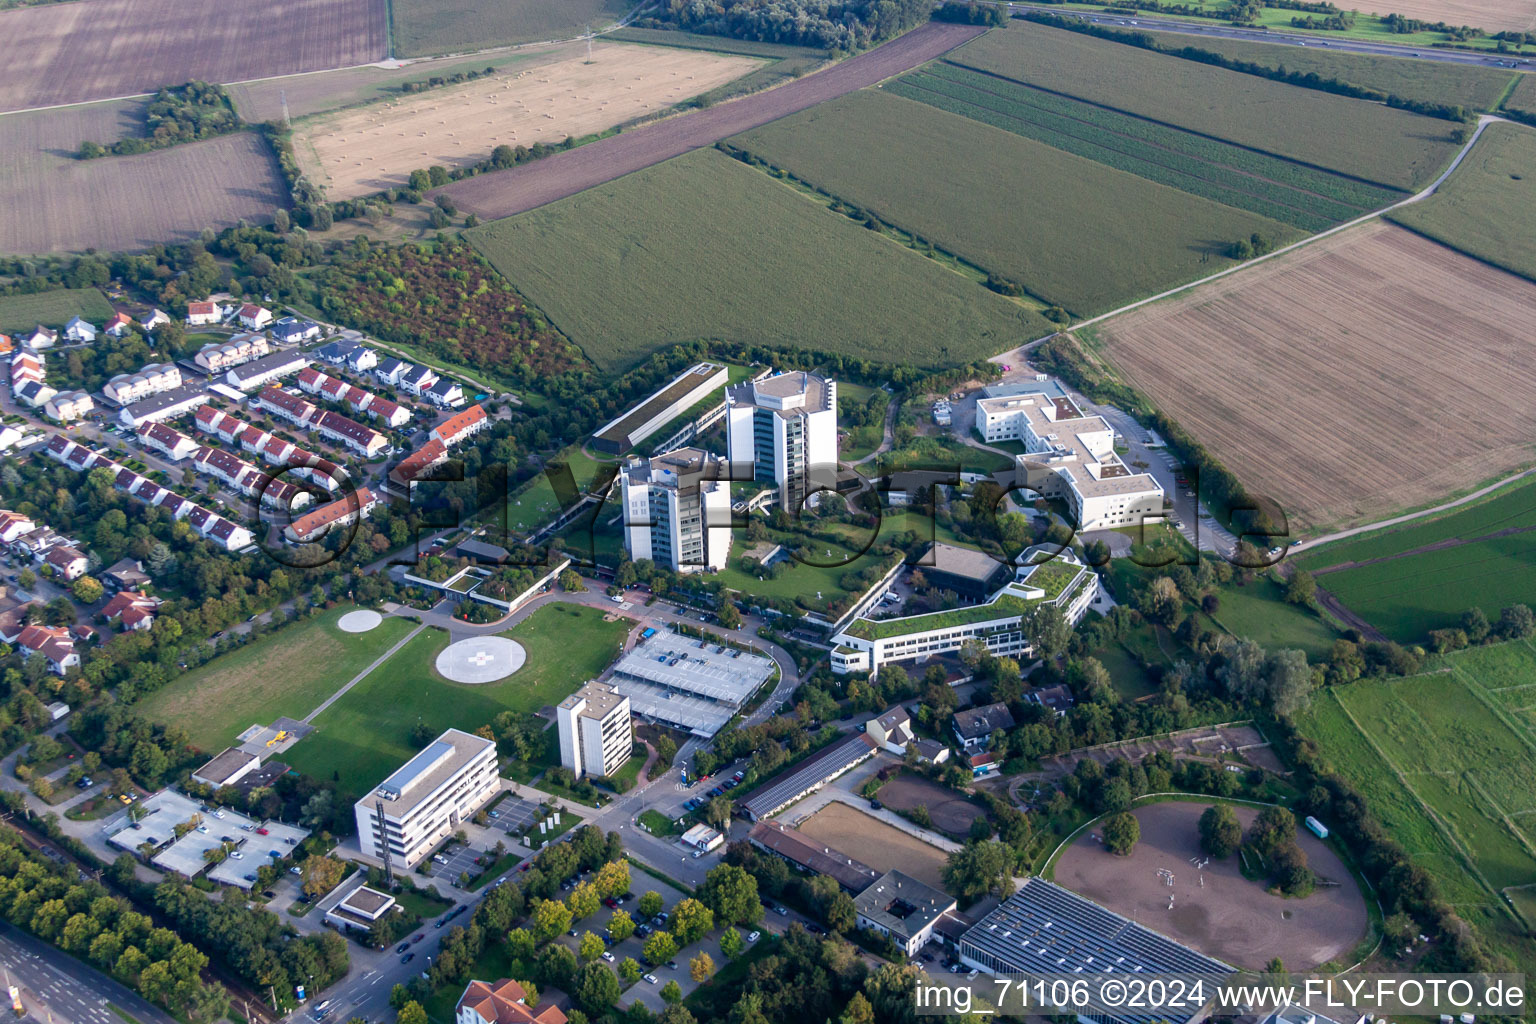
xmin=717 ymin=525 xmax=899 ymax=614
xmin=731 ymin=89 xmax=1300 ymax=317
xmin=1205 ymin=575 xmax=1343 ymax=662
xmin=395 ymin=886 xmax=453 ymax=918
xmin=639 ymin=809 xmax=683 ymax=837
xmin=424 ymin=948 xmax=533 ymax=1022
xmin=1389 ymin=121 xmax=1536 ymax=284
xmin=1090 ymin=641 xmax=1159 ymax=701
xmin=467 ymin=147 xmax=1044 ymax=372
xmin=0 ymin=288 xmax=114 ymax=332
xmin=502 ymin=727 xmax=559 ymax=784
xmin=466 ymin=850 xmax=523 ymax=890
xmin=130 ymin=607 xmax=416 ymax=753
xmin=608 ymin=752 xmax=646 ymax=790
xmin=284 ymin=605 xmax=630 ymax=798
xmin=502 ymin=444 xmax=615 ymax=535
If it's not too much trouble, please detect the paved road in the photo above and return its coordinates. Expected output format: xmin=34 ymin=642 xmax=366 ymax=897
xmin=1000 ymin=3 xmax=1534 ymax=69
xmin=1 ymin=921 xmax=177 ymax=1024
xmin=435 ymin=21 xmax=986 ymax=218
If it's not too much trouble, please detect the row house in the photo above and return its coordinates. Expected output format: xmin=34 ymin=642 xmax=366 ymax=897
xmin=44 ymin=390 xmax=94 ymax=423
xmin=194 ymin=405 xmax=253 ymax=444
xmin=194 ymin=334 xmax=269 ymax=372
xmin=316 ymin=339 xmax=377 ymax=373
xmin=315 ymin=410 xmax=387 ymax=458
xmin=389 ymin=438 xmax=448 ymax=487
xmin=239 ymin=428 xmax=339 ymax=489
xmin=185 ymin=300 xmax=225 ymax=326
xmin=135 ymin=421 xmax=200 ymax=462
xmin=9 ymin=352 xmax=50 ymax=409
xmin=431 ymin=404 xmax=488 ymax=449
xmin=284 ymin=487 xmax=377 ymax=544
xmin=192 ymin=446 xmax=311 ymax=510
xmin=299 ymin=367 xmax=411 ymax=428
xmin=425 ymin=378 xmax=466 ymax=409
xmin=103 ymin=362 xmax=182 ymax=404
xmin=251 ymin=385 xmax=317 ymax=428
xmin=375 ymin=358 xmax=439 ymax=395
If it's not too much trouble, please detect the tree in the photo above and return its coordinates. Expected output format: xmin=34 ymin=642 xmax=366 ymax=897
xmin=1103 ymin=812 xmax=1140 ymax=856
xmin=594 ymin=861 xmax=630 ymax=898
xmin=825 ymin=892 xmax=856 ymax=934
xmin=532 ymin=898 xmax=573 ymax=941
xmin=1498 ymin=604 xmax=1535 ymax=640
xmin=18 ymin=568 xmax=35 ymax=590
xmin=699 ymin=864 xmax=760 ymax=925
xmin=941 ymin=840 xmax=1014 ymax=903
xmin=618 ymin=957 xmax=642 ymax=984
xmin=688 ymin=952 xmax=714 ymax=983
xmin=569 ymin=881 xmax=600 ymax=920
xmin=1022 ymin=601 xmax=1071 ymax=663
xmin=396 ymin=1002 xmax=428 ymax=1024
xmin=578 ymin=931 xmax=605 ymax=963
xmin=559 ymin=569 xmax=586 ymax=593
xmin=718 ymin=927 xmax=744 ymax=959
xmin=71 ymin=576 xmax=103 ymax=604
xmin=1246 ymin=806 xmax=1297 ymax=856
xmin=573 ymin=962 xmax=620 ymax=1015
xmin=661 ymin=980 xmax=683 ymax=1004
xmin=1284 ymin=569 xmax=1316 ymax=606
xmin=642 ymin=930 xmax=677 ymax=965
xmin=506 ymin=928 xmax=536 ymax=959
xmin=302 ymin=856 xmax=347 ymax=900
xmin=1198 ymin=805 xmax=1242 ymax=859
xmin=669 ymin=898 xmax=713 ymax=945
xmin=638 ymin=891 xmax=664 ymax=919
xmin=608 ymin=908 xmax=635 ymax=942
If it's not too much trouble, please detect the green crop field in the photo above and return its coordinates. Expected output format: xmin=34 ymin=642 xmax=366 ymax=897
xmin=0 ymin=288 xmax=114 ymax=333
xmin=1138 ymin=29 xmax=1521 ymax=112
xmin=1300 ymin=477 xmax=1536 ymax=569
xmin=392 ymin=0 xmax=632 ymax=57
xmin=730 ymin=89 xmax=1297 ymax=316
xmin=888 ymin=62 xmax=1400 ymax=231
xmin=284 ymin=604 xmax=630 ymax=798
xmin=131 ymin=607 xmax=417 ymax=753
xmin=467 ymin=148 xmax=1044 ymax=371
xmin=1388 ymin=122 xmax=1536 ymax=283
xmin=1508 ymin=73 xmax=1536 ymax=118
xmin=950 ymin=21 xmax=1464 ymax=192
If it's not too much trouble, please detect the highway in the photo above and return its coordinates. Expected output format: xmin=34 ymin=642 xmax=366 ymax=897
xmin=0 ymin=922 xmax=177 ymax=1024
xmin=999 ymin=2 xmax=1533 ymax=69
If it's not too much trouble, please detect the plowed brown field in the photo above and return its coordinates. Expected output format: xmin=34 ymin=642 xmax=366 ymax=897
xmin=1095 ymin=221 xmax=1536 ymax=534
xmin=0 ymin=0 xmax=386 ymax=113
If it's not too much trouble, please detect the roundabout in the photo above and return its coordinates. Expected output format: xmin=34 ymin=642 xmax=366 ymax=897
xmin=435 ymin=636 xmax=527 ymax=684
xmin=336 ymin=609 xmax=383 ymax=633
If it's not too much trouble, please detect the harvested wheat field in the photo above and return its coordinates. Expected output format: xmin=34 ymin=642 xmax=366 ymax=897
xmin=0 ymin=0 xmax=386 ymax=114
xmin=1361 ymin=0 xmax=1536 ymax=32
xmin=0 ymin=102 xmax=286 ymax=253
xmin=294 ymin=42 xmax=762 ymax=200
xmin=1095 ymin=221 xmax=1536 ymax=534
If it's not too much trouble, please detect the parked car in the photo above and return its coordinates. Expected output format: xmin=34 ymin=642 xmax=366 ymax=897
xmin=747 ymin=931 xmax=760 ymax=943
xmin=396 ymin=942 xmax=411 ymax=954
xmin=643 ymin=975 xmax=658 ymax=985
xmin=601 ymin=952 xmax=615 ymax=963
xmin=400 ymin=953 xmax=415 ymax=964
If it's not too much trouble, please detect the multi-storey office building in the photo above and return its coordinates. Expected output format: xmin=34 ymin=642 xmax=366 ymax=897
xmin=353 ymin=728 xmax=500 ymax=869
xmin=724 ymin=371 xmax=837 ymax=512
xmin=619 ymin=446 xmax=731 ymax=573
xmin=555 ymin=682 xmax=632 ymax=780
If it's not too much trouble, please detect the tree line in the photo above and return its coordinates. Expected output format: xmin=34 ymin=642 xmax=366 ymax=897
xmin=79 ymin=82 xmax=242 ymax=159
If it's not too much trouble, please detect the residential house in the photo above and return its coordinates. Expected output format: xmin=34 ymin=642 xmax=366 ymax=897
xmin=136 ymin=421 xmax=199 ymax=462
xmin=299 ymin=368 xmax=411 ymax=427
xmin=251 ymin=385 xmax=318 ymax=428
xmin=0 ymin=587 xmax=38 ymax=645
xmin=430 ymin=404 xmax=487 ymax=448
xmin=269 ymin=317 xmax=321 ymax=343
xmin=184 ymin=300 xmax=222 ymax=326
xmin=425 ymin=378 xmax=466 ymax=408
xmin=20 ymin=326 xmax=57 ymax=351
xmin=194 ymin=406 xmax=254 ymax=444
xmin=0 ymin=510 xmax=36 ymax=546
xmin=456 ymin=979 xmax=566 ymax=1024
xmin=224 ymin=350 xmax=309 ymax=391
xmin=398 ymin=363 xmax=438 ymax=396
xmin=142 ymin=309 xmax=171 ymax=332
xmin=314 ymin=410 xmax=387 ymax=457
xmin=101 ymin=558 xmax=151 ymax=593
xmin=44 ymin=390 xmax=94 ymax=423
xmin=285 ymin=488 xmax=377 ymax=543
xmin=103 ymin=313 xmax=135 ymax=338
xmin=62 ymin=317 xmax=96 ymax=343
xmin=16 ymin=624 xmax=78 ymax=675
xmin=951 ymin=702 xmax=1015 ymax=752
xmin=43 ymin=544 xmax=89 ymax=581
xmin=102 ymin=591 xmax=161 ymax=631
xmin=373 ymin=357 xmax=408 ymax=387
xmin=237 ymin=303 xmax=273 ymax=330
xmin=104 ymin=362 xmax=182 ymax=404
xmin=0 ymin=334 xmax=11 ymax=356
xmin=194 ymin=334 xmax=269 ymax=372
xmin=389 ymin=439 xmax=448 ymax=487
xmin=865 ymin=706 xmax=915 ymax=756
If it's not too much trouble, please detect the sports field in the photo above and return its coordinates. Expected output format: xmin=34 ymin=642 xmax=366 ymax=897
xmin=0 ymin=288 xmax=114 ymax=332
xmin=294 ymin=43 xmax=761 ymax=200
xmin=1299 ymin=645 xmax=1536 ymax=917
xmin=392 ymin=0 xmax=630 ymax=57
xmin=466 ymin=147 xmax=1044 ymax=371
xmin=283 ymin=604 xmax=629 ymax=797
xmin=1389 ymin=122 xmax=1536 ymax=283
xmin=949 ymin=21 xmax=1463 ymax=192
xmin=1093 ymin=221 xmax=1536 ymax=534
xmin=796 ymin=801 xmax=950 ymax=891
xmin=730 ymin=89 xmax=1297 ymax=316
xmin=131 ymin=607 xmax=417 ymax=753
xmin=887 ymin=62 xmax=1399 ymax=232
xmin=0 ymin=101 xmax=287 ymax=253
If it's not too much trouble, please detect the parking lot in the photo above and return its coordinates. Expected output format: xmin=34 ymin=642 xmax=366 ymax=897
xmin=427 ymin=842 xmax=484 ymax=885
xmin=490 ymin=795 xmax=541 ymax=835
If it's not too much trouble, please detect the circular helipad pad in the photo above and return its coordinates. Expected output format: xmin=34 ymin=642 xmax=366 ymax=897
xmin=337 ymin=609 xmax=383 ymax=633
xmin=436 ymin=636 xmax=527 ymax=684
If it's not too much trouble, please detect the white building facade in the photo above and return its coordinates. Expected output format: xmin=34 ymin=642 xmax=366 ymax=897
xmin=556 ymin=682 xmax=632 ymax=780
xmin=619 ymin=447 xmax=731 ymax=574
xmin=724 ymin=371 xmax=837 ymax=512
xmin=353 ymin=729 xmax=500 ymax=869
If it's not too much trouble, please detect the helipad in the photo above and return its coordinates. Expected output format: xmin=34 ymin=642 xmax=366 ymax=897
xmin=436 ymin=636 xmax=526 ymax=684
xmin=337 ymin=609 xmax=383 ymax=633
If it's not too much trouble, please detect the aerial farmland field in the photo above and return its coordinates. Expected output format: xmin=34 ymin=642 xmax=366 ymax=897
xmin=466 ymin=147 xmax=1044 ymax=371
xmin=731 ymin=89 xmax=1297 ymax=315
xmin=0 ymin=102 xmax=288 ymax=253
xmin=949 ymin=21 xmax=1464 ymax=192
xmin=0 ymin=0 xmax=387 ymax=113
xmin=1135 ymin=29 xmax=1521 ymax=112
xmin=392 ymin=0 xmax=631 ymax=57
xmin=1388 ymin=122 xmax=1536 ymax=282
xmin=0 ymin=289 xmax=114 ymax=333
xmin=1092 ymin=221 xmax=1536 ymax=534
xmin=1508 ymin=73 xmax=1536 ymax=118
xmin=293 ymin=42 xmax=762 ymax=200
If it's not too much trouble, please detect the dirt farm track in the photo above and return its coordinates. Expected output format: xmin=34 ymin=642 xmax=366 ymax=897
xmin=0 ymin=0 xmax=386 ymax=113
xmin=1095 ymin=221 xmax=1536 ymax=535
xmin=1053 ymin=801 xmax=1369 ymax=970
xmin=434 ymin=20 xmax=985 ymax=219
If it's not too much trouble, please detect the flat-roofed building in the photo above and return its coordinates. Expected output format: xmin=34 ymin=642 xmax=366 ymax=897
xmin=608 ymin=632 xmax=774 ymax=738
xmin=225 ymin=351 xmax=309 ymax=391
xmin=725 ymin=370 xmax=837 ymax=512
xmin=854 ymin=870 xmax=956 ymax=956
xmin=619 ymin=446 xmax=731 ymax=574
xmin=556 ymin=681 xmax=631 ymax=781
xmin=747 ymin=821 xmax=881 ymax=892
xmin=739 ymin=732 xmax=876 ymax=822
xmin=680 ymin=823 xmax=724 ymax=852
xmin=325 ymin=884 xmax=398 ymax=933
xmin=192 ymin=748 xmax=262 ymax=789
xmin=592 ymin=362 xmax=728 ymax=455
xmin=977 ymin=391 xmax=1163 ymax=532
xmin=920 ymin=542 xmax=1013 ymax=602
xmin=118 ymin=385 xmax=210 ymax=428
xmin=353 ymin=728 xmax=500 ymax=869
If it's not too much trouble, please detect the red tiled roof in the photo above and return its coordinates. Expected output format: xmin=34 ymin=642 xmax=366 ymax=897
xmin=432 ymin=404 xmax=486 ymax=445
xmin=457 ymin=979 xmax=566 ymax=1024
